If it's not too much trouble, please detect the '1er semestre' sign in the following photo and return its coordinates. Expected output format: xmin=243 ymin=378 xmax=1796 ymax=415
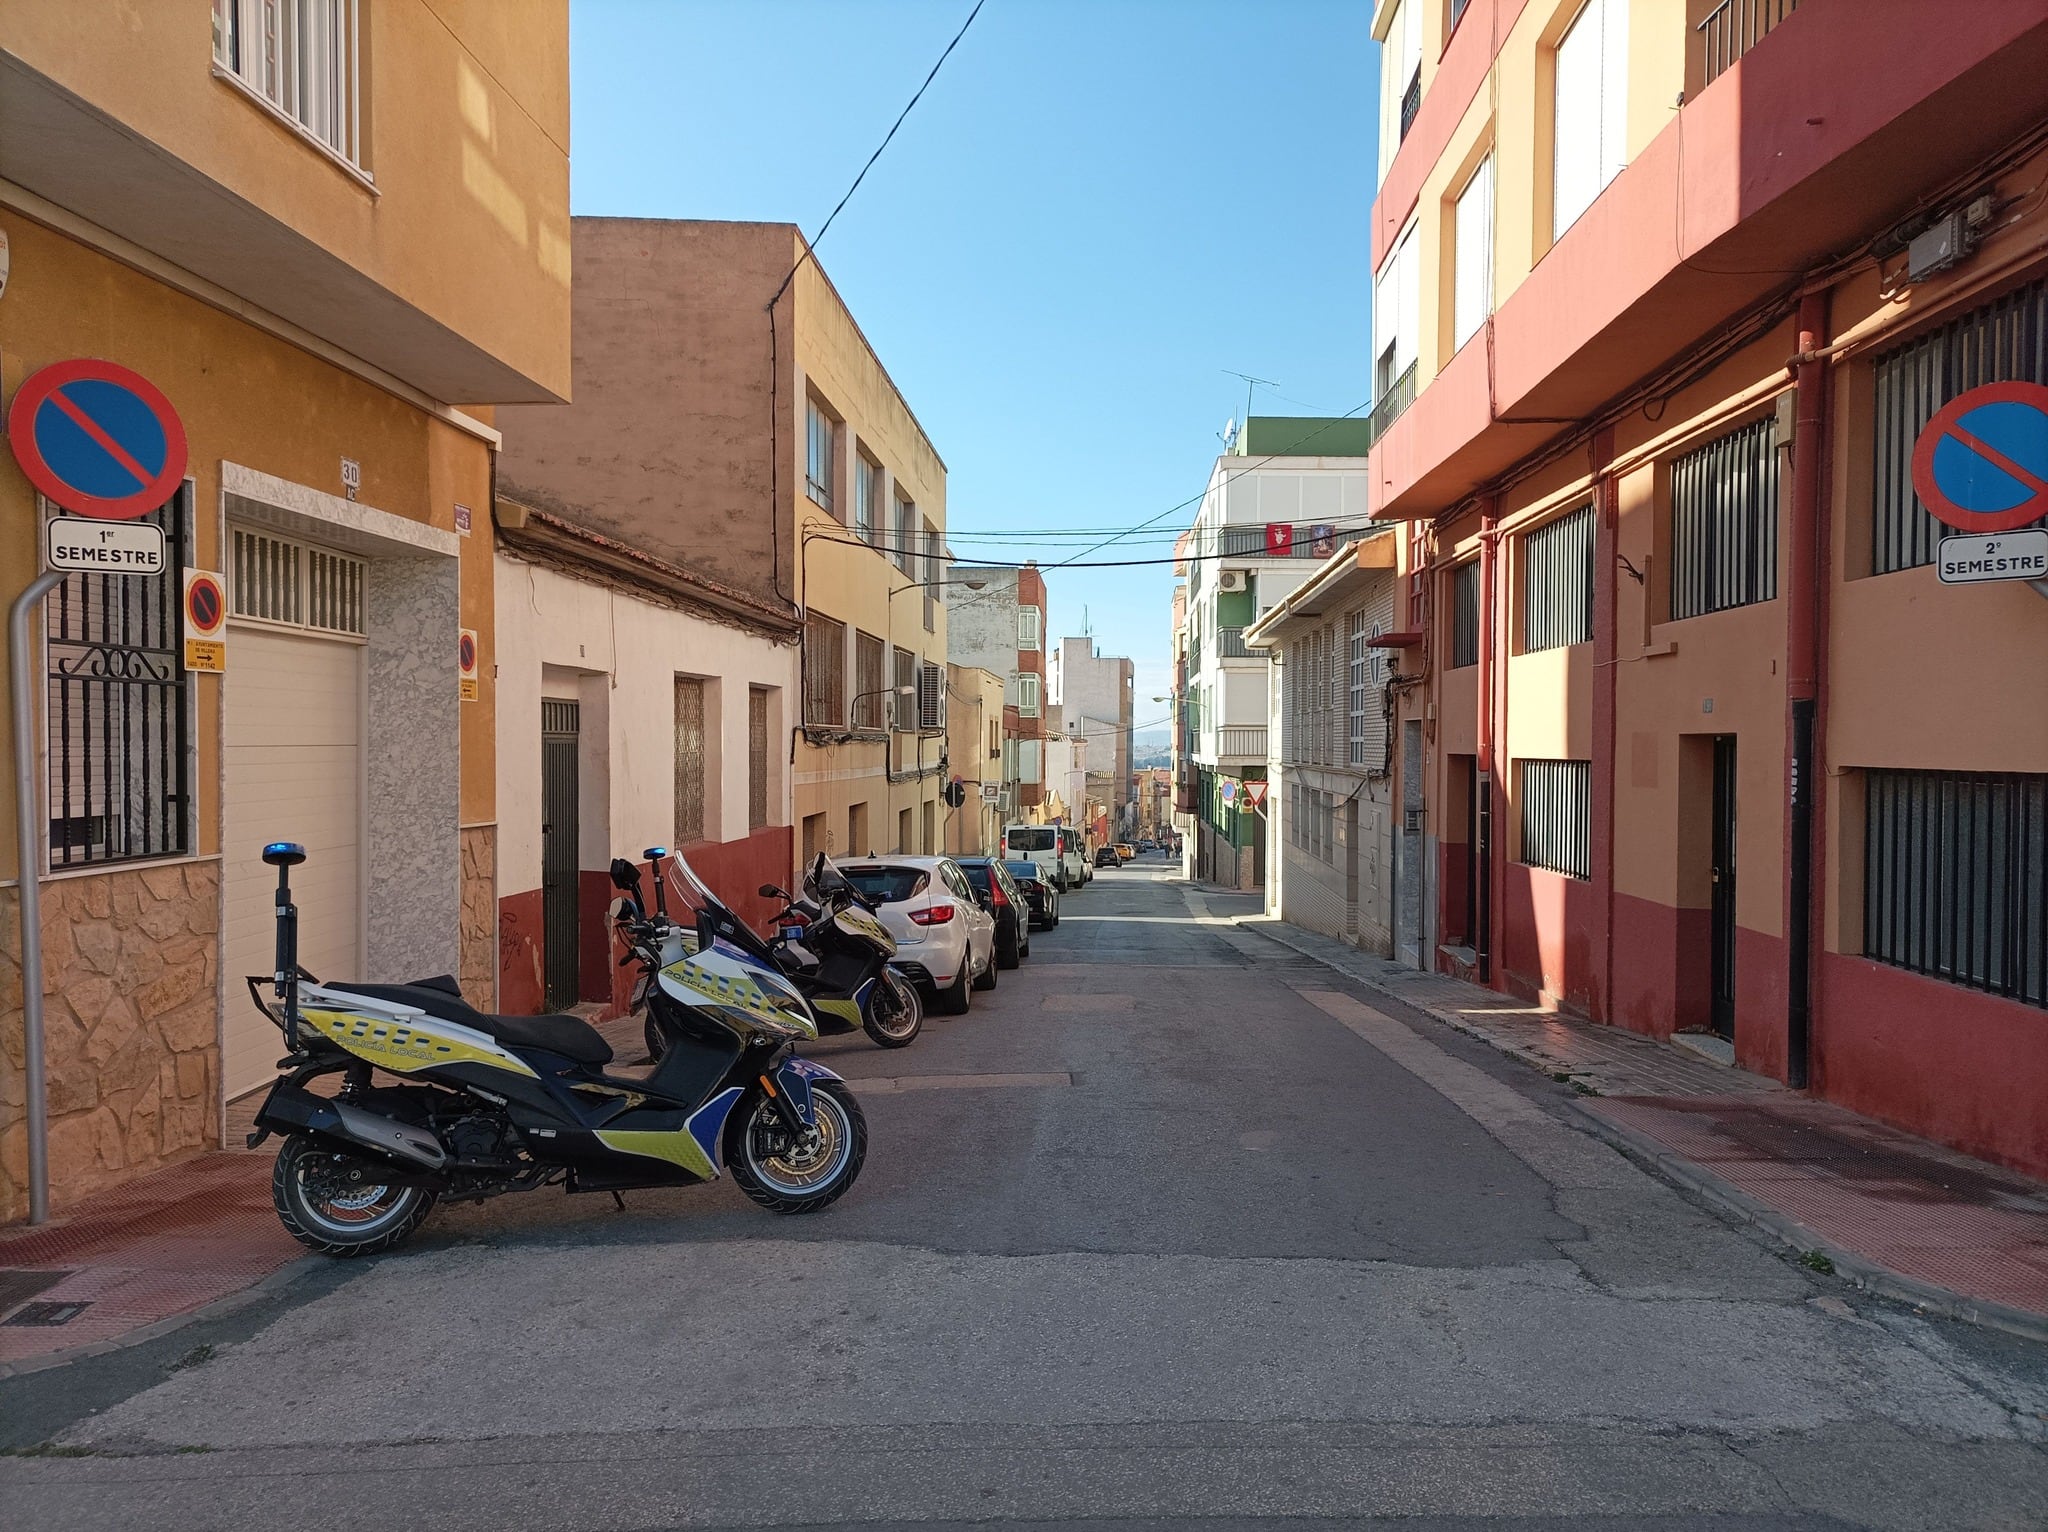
xmin=45 ymin=516 xmax=166 ymax=575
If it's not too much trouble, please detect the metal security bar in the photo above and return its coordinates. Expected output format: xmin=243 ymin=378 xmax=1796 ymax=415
xmin=802 ymin=611 xmax=845 ymax=726
xmin=673 ymin=677 xmax=706 ymax=845
xmin=1864 ymin=769 xmax=2046 ymax=1009
xmin=1872 ymin=277 xmax=2047 ymax=574
xmin=918 ymin=662 xmax=946 ymax=733
xmin=1671 ymin=415 xmax=1780 ymax=620
xmin=231 ymin=527 xmax=363 ymax=635
xmin=1398 ymin=69 xmax=1421 ymax=142
xmin=1450 ymin=560 xmax=1479 ymax=668
xmin=1696 ymin=0 xmax=1799 ymax=88
xmin=1517 ymin=759 xmax=1591 ymax=880
xmin=1523 ymin=503 xmax=1594 ymax=652
xmin=854 ymin=631 xmax=886 ymax=732
xmin=748 ymin=688 xmax=770 ymax=830
xmin=45 ymin=493 xmax=193 ymax=869
xmin=1370 ymin=362 xmax=1418 ymax=440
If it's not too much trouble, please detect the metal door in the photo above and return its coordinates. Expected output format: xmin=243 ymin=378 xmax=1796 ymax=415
xmin=1710 ymin=736 xmax=1737 ymax=1041
xmin=541 ymin=699 xmax=581 ymax=1012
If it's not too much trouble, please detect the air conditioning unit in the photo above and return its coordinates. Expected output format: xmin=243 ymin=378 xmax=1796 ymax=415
xmin=1217 ymin=570 xmax=1246 ymax=593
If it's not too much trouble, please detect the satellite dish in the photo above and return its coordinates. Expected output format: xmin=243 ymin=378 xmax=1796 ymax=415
xmin=1221 ymin=417 xmax=1240 ymax=449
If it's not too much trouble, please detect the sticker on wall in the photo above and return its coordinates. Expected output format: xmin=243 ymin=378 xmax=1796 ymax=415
xmin=183 ymin=568 xmax=227 ymax=672
xmin=458 ymin=628 xmax=480 ymax=702
xmin=454 ymin=503 xmax=473 ymax=536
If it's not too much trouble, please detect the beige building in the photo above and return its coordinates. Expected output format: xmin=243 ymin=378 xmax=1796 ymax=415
xmin=0 ymin=0 xmax=571 ymax=1220
xmin=945 ymin=665 xmax=1005 ymax=858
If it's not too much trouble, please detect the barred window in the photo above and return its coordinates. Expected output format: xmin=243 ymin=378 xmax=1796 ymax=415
xmin=1864 ymin=770 xmax=2046 ymax=1008
xmin=919 ymin=662 xmax=946 ymax=732
xmin=748 ymin=687 xmax=771 ymax=830
xmin=853 ymin=631 xmax=886 ymax=732
xmin=1872 ymin=277 xmax=2047 ymax=574
xmin=1517 ymin=758 xmax=1590 ymax=880
xmin=1450 ymin=560 xmax=1479 ymax=668
xmin=1347 ymin=612 xmax=1368 ymax=767
xmin=802 ymin=611 xmax=845 ymax=726
xmin=45 ymin=491 xmax=194 ymax=869
xmin=674 ymin=677 xmax=706 ymax=845
xmin=1523 ymin=503 xmax=1593 ymax=651
xmin=1671 ymin=416 xmax=1780 ymax=619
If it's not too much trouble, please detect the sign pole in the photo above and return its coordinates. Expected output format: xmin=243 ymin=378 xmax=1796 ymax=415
xmin=10 ymin=569 xmax=64 ymax=1226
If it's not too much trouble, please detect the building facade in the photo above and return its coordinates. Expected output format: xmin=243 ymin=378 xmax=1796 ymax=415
xmin=1369 ymin=0 xmax=2048 ymax=1176
xmin=944 ymin=563 xmax=1045 ymax=820
xmin=0 ymin=0 xmax=571 ymax=1219
xmin=1050 ymin=638 xmax=1136 ymax=845
xmin=945 ymin=664 xmax=1005 ymax=857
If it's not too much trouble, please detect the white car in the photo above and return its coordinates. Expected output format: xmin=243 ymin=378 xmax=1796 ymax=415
xmin=1003 ymin=824 xmax=1090 ymax=892
xmin=835 ymin=857 xmax=997 ymax=1016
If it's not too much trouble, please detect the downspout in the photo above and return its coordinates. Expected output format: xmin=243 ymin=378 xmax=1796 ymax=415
xmin=1475 ymin=501 xmax=1500 ymax=986
xmin=1785 ymin=290 xmax=1830 ymax=1091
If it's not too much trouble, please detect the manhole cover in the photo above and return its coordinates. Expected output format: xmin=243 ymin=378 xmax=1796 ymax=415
xmin=3 ymin=1299 xmax=92 ymax=1328
xmin=0 ymin=1269 xmax=70 ymax=1312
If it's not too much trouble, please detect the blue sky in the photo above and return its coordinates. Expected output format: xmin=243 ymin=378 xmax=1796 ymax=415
xmin=570 ymin=0 xmax=1379 ymax=733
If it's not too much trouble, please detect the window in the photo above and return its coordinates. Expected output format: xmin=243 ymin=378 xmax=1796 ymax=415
xmin=213 ymin=0 xmax=363 ymax=167
xmin=923 ymin=522 xmax=942 ymax=632
xmin=1523 ymin=503 xmax=1595 ymax=651
xmin=1348 ymin=612 xmax=1369 ymax=767
xmin=1864 ymin=770 xmax=2046 ymax=1009
xmin=1450 ymin=560 xmax=1480 ymax=668
xmin=231 ymin=527 xmax=364 ymax=635
xmin=45 ymin=490 xmax=194 ymax=869
xmin=1872 ymin=277 xmax=2047 ymax=574
xmin=854 ymin=631 xmax=886 ymax=732
xmin=674 ymin=678 xmax=707 ymax=845
xmin=1017 ymin=673 xmax=1042 ymax=718
xmin=892 ymin=647 xmax=917 ymax=732
xmin=1452 ymin=154 xmax=1495 ymax=352
xmin=748 ymin=687 xmax=771 ymax=830
xmin=1376 ymin=0 xmax=1424 ymax=180
xmin=854 ymin=454 xmax=879 ymax=543
xmin=919 ymin=662 xmax=946 ymax=732
xmin=1552 ymin=0 xmax=1630 ymax=241
xmin=805 ymin=398 xmax=836 ymax=513
xmin=1374 ymin=221 xmax=1421 ymax=398
xmin=894 ymin=494 xmax=917 ymax=574
xmin=803 ymin=611 xmax=845 ymax=726
xmin=1518 ymin=759 xmax=1591 ymax=879
xmin=1671 ymin=416 xmax=1780 ymax=619
xmin=1018 ymin=605 xmax=1042 ymax=651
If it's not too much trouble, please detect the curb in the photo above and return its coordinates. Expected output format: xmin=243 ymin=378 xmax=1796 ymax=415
xmin=0 ymin=1255 xmax=319 ymax=1381
xmin=1231 ymin=914 xmax=2048 ymax=1347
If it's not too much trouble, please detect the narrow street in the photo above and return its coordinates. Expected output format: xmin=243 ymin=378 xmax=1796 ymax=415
xmin=5 ymin=866 xmax=2045 ymax=1530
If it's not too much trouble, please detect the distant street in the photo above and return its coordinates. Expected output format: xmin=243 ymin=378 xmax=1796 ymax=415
xmin=6 ymin=863 xmax=2046 ymax=1530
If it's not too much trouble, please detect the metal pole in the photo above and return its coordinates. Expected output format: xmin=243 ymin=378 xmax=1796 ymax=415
xmin=11 ymin=568 xmax=64 ymax=1225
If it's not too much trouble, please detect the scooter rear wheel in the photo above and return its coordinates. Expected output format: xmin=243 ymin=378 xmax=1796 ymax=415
xmin=272 ymin=1134 xmax=437 ymax=1257
xmin=725 ymin=1080 xmax=866 ymax=1214
xmin=862 ymin=972 xmax=923 ymax=1049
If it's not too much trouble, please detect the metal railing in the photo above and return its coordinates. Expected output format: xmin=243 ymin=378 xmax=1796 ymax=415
xmin=1398 ymin=69 xmax=1421 ymax=142
xmin=1216 ymin=724 xmax=1268 ymax=760
xmin=1696 ymin=0 xmax=1798 ymax=88
xmin=1369 ymin=362 xmax=1418 ymax=441
xmin=1217 ymin=627 xmax=1253 ymax=658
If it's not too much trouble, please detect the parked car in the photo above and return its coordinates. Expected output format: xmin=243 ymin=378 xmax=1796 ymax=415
xmin=835 ymin=856 xmax=996 ymax=1015
xmin=1093 ymin=845 xmax=1121 ymax=869
xmin=1113 ymin=843 xmax=1137 ymax=863
xmin=957 ymin=857 xmax=1031 ymax=968
xmin=1058 ymin=825 xmax=1092 ymax=887
xmin=1137 ymin=838 xmax=1156 ymax=852
xmin=1002 ymin=858 xmax=1060 ymax=929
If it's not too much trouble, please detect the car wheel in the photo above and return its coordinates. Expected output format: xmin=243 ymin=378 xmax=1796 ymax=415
xmin=939 ymin=965 xmax=972 ymax=1016
xmin=997 ymin=918 xmax=1021 ymax=969
xmin=973 ymin=939 xmax=999 ymax=989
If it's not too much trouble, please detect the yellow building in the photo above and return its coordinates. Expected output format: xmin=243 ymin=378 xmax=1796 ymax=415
xmin=0 ymin=0 xmax=570 ymax=1221
xmin=946 ymin=664 xmax=1006 ymax=857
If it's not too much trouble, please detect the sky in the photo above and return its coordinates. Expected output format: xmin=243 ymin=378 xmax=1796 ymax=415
xmin=569 ymin=0 xmax=1380 ymax=739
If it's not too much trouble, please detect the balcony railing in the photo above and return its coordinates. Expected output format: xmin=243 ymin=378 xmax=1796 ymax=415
xmin=1369 ymin=362 xmax=1418 ymax=441
xmin=1696 ymin=0 xmax=1798 ymax=88
xmin=1398 ymin=69 xmax=1421 ymax=143
xmin=1217 ymin=627 xmax=1253 ymax=658
xmin=1216 ymin=724 xmax=1267 ymax=760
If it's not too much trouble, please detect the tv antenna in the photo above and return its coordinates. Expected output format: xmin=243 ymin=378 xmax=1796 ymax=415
xmin=1222 ymin=370 xmax=1279 ymax=432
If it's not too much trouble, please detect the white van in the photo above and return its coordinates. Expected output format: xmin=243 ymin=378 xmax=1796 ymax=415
xmin=1004 ymin=823 xmax=1088 ymax=891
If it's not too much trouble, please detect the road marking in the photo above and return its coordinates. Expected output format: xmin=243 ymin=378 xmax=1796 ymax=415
xmin=852 ymin=1072 xmax=1073 ymax=1094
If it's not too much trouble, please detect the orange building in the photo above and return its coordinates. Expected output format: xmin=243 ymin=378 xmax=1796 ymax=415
xmin=1369 ymin=0 xmax=2048 ymax=1175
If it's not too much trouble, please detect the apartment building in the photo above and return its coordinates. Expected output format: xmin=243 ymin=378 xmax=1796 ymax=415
xmin=1368 ymin=0 xmax=2048 ymax=1177
xmin=1177 ymin=425 xmax=1374 ymax=889
xmin=945 ymin=664 xmax=1006 ymax=857
xmin=0 ymin=1 xmax=571 ymax=1220
xmin=1050 ymin=639 xmax=1136 ymax=845
xmin=944 ymin=564 xmax=1046 ymax=820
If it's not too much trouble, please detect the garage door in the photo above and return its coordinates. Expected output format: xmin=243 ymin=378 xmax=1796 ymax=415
xmin=222 ymin=625 xmax=364 ymax=1099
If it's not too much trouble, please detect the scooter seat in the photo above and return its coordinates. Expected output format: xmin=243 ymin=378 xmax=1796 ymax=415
xmin=327 ymin=981 xmax=613 ymax=1067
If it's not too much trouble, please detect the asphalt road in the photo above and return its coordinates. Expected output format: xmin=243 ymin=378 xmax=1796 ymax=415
xmin=5 ymin=859 xmax=2046 ymax=1529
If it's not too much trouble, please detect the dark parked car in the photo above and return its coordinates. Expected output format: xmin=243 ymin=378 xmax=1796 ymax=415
xmin=1002 ymin=858 xmax=1060 ymax=929
xmin=957 ymin=857 xmax=1031 ymax=967
xmin=1093 ymin=846 xmax=1121 ymax=869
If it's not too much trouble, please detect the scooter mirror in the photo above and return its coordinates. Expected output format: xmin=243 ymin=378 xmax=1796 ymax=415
xmin=608 ymin=858 xmax=642 ymax=892
xmin=759 ymin=884 xmax=786 ymax=900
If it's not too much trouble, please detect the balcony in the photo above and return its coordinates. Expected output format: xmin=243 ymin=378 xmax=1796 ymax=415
xmin=1398 ymin=69 xmax=1421 ymax=143
xmin=1217 ymin=627 xmax=1254 ymax=659
xmin=1368 ymin=363 xmax=1417 ymax=442
xmin=1216 ymin=724 xmax=1267 ymax=762
xmin=1696 ymin=0 xmax=1799 ymax=90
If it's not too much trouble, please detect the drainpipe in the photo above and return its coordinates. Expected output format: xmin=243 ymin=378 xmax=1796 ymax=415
xmin=1475 ymin=501 xmax=1500 ymax=985
xmin=1785 ymin=290 xmax=1829 ymax=1091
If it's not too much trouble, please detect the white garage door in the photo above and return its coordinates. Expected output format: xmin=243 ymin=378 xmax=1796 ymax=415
xmin=222 ymin=625 xmax=364 ymax=1099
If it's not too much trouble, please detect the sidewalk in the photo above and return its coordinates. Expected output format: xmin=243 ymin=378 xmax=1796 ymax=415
xmin=1234 ymin=910 xmax=2048 ymax=1343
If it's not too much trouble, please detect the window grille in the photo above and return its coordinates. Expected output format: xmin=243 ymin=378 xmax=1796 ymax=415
xmin=213 ymin=0 xmax=363 ymax=167
xmin=1450 ymin=560 xmax=1479 ymax=668
xmin=1872 ymin=277 xmax=2047 ymax=574
xmin=805 ymin=399 xmax=836 ymax=512
xmin=748 ymin=687 xmax=770 ymax=830
xmin=802 ymin=611 xmax=845 ymax=726
xmin=919 ymin=662 xmax=945 ymax=733
xmin=1864 ymin=769 xmax=2046 ymax=1009
xmin=854 ymin=631 xmax=886 ymax=732
xmin=1518 ymin=759 xmax=1591 ymax=880
xmin=231 ymin=527 xmax=364 ymax=635
xmin=1671 ymin=417 xmax=1779 ymax=619
xmin=45 ymin=491 xmax=194 ymax=869
xmin=1524 ymin=503 xmax=1594 ymax=651
xmin=674 ymin=678 xmax=706 ymax=845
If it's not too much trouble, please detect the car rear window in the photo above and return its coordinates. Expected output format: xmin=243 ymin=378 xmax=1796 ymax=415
xmin=840 ymin=866 xmax=928 ymax=903
xmin=1003 ymin=860 xmax=1040 ymax=882
xmin=958 ymin=864 xmax=993 ymax=893
xmin=1006 ymin=827 xmax=1056 ymax=852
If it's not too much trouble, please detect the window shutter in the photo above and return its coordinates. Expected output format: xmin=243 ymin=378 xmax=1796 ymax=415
xmin=919 ymin=662 xmax=945 ymax=731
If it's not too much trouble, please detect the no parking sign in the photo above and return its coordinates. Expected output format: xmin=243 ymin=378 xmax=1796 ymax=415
xmin=1912 ymin=382 xmax=2048 ymax=588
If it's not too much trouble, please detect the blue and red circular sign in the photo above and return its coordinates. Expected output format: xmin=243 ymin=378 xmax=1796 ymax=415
xmin=6 ymin=359 xmax=187 ymax=520
xmin=1910 ymin=380 xmax=2048 ymax=535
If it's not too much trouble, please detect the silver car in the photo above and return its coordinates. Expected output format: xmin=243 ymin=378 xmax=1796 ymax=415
xmin=835 ymin=857 xmax=998 ymax=1016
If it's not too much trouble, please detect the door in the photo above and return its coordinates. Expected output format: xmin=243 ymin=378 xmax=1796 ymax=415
xmin=1709 ymin=736 xmax=1737 ymax=1041
xmin=541 ymin=699 xmax=581 ymax=1012
xmin=223 ymin=628 xmax=362 ymax=1098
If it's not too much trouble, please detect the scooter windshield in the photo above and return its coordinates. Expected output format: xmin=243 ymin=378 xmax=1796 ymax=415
xmin=804 ymin=852 xmax=857 ymax=905
xmin=659 ymin=853 xmax=776 ymax=965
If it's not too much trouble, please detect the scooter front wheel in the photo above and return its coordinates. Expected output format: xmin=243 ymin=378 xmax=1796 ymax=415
xmin=272 ymin=1134 xmax=437 ymax=1257
xmin=863 ymin=971 xmax=923 ymax=1049
xmin=725 ymin=1080 xmax=866 ymax=1214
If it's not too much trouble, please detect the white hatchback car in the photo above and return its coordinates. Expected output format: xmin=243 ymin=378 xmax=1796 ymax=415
xmin=835 ymin=857 xmax=997 ymax=1016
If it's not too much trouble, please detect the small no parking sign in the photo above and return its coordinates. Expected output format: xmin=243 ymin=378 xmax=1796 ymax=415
xmin=458 ymin=628 xmax=479 ymax=702
xmin=183 ymin=569 xmax=226 ymax=672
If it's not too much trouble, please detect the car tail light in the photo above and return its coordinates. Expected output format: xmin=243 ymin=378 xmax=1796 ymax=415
xmin=909 ymin=904 xmax=955 ymax=926
xmin=987 ymin=882 xmax=1008 ymax=908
